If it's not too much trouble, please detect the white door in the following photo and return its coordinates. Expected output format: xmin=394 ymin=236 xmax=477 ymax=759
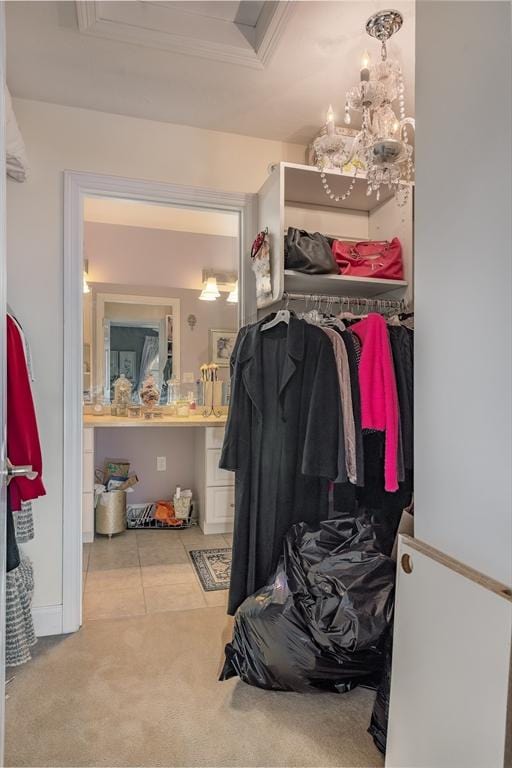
xmin=0 ymin=3 xmax=8 ymax=762
xmin=386 ymin=538 xmax=512 ymax=767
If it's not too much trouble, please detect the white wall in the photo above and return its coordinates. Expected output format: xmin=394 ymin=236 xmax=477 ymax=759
xmin=95 ymin=427 xmax=198 ymax=506
xmin=84 ymin=221 xmax=238 ymax=289
xmin=414 ymin=0 xmax=512 ymax=585
xmin=6 ymin=98 xmax=304 ymax=612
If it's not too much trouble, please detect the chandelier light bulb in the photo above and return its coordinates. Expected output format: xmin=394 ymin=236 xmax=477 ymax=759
xmin=326 ymin=104 xmax=335 ymax=136
xmin=360 ymin=50 xmax=371 ymax=82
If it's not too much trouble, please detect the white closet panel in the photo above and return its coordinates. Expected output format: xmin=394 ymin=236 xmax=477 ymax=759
xmin=386 ymin=537 xmax=512 ymax=768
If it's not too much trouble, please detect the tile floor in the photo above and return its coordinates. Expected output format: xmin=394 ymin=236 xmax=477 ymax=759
xmin=82 ymin=527 xmax=233 ymax=621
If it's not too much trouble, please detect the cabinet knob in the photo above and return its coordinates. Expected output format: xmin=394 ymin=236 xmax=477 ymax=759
xmin=401 ymin=553 xmax=413 ymax=574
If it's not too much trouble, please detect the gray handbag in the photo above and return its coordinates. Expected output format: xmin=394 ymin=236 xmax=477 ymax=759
xmin=284 ymin=227 xmax=338 ymax=274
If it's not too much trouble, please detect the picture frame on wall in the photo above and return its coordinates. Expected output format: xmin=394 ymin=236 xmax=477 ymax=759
xmin=209 ymin=329 xmax=237 ymax=367
xmin=119 ymin=350 xmax=136 ymax=382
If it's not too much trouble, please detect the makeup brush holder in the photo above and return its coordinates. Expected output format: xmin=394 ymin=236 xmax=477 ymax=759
xmin=202 ymin=381 xmax=223 ymax=417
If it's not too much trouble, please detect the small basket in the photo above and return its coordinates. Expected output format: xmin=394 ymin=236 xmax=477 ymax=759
xmin=174 ymin=495 xmax=192 ymax=520
xmin=96 ymin=490 xmax=126 ymax=538
xmin=126 ymin=501 xmax=195 ymax=529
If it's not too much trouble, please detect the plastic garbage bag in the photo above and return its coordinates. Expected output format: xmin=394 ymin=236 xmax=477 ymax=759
xmin=220 ymin=515 xmax=395 ymax=693
xmin=368 ymin=627 xmax=393 ymax=753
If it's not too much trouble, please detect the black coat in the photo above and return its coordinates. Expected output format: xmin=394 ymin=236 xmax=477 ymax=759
xmin=220 ymin=315 xmax=340 ymax=615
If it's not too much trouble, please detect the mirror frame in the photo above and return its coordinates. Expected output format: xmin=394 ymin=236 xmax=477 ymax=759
xmin=94 ymin=292 xmax=181 ymax=402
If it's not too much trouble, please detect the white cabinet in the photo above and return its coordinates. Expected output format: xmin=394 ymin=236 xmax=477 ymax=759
xmin=82 ymin=426 xmax=95 ymax=543
xmin=206 ymin=486 xmax=235 ymax=526
xmin=195 ymin=427 xmax=234 ymax=535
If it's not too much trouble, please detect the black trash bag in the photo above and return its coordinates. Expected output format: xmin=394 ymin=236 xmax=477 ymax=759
xmin=220 ymin=515 xmax=395 ymax=693
xmin=368 ymin=627 xmax=394 ymax=754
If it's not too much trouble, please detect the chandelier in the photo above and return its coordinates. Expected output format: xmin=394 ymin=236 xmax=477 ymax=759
xmin=313 ymin=9 xmax=414 ymax=207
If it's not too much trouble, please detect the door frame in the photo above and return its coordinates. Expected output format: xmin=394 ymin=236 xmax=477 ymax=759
xmin=63 ymin=170 xmax=257 ymax=632
xmin=0 ymin=2 xmax=7 ymax=762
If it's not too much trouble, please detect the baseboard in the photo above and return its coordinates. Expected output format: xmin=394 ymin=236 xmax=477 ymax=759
xmin=200 ymin=521 xmax=234 ymax=536
xmin=32 ymin=604 xmax=63 ymax=637
xmin=82 ymin=531 xmax=94 ymax=544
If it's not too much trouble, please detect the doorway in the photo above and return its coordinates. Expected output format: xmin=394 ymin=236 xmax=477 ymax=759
xmin=80 ymin=193 xmax=241 ymax=621
xmin=63 ymin=171 xmax=257 ymax=632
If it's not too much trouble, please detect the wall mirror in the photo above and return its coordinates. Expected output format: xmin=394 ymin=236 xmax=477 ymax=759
xmin=82 ymin=195 xmax=240 ymax=410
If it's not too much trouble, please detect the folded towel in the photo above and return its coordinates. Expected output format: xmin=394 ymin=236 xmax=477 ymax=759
xmin=5 ymin=87 xmax=29 ymax=182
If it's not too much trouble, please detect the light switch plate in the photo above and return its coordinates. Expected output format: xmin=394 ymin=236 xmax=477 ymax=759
xmin=157 ymin=456 xmax=166 ymax=472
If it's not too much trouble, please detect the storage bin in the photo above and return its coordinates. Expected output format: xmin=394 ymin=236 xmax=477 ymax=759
xmin=96 ymin=490 xmax=126 ymax=538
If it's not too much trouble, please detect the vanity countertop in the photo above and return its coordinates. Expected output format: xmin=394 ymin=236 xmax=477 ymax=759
xmin=83 ymin=413 xmax=228 ymax=428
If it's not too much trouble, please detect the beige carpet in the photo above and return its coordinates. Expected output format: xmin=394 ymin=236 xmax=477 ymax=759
xmin=5 ymin=607 xmax=383 ymax=768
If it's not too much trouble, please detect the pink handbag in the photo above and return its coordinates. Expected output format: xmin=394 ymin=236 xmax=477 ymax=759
xmin=332 ymin=237 xmax=404 ymax=280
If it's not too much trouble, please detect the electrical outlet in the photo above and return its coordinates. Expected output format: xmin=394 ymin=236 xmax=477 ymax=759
xmin=157 ymin=456 xmax=166 ymax=472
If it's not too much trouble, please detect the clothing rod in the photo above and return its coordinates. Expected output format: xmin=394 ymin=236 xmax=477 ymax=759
xmin=282 ymin=291 xmax=406 ymax=311
xmin=283 ymin=231 xmax=366 ymax=243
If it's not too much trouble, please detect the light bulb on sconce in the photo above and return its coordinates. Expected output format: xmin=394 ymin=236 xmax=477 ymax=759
xmin=199 ymin=276 xmax=220 ymax=301
xmin=226 ymin=281 xmax=238 ymax=304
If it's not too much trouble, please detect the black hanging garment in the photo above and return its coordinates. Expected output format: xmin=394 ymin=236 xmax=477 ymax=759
xmin=220 ymin=315 xmax=341 ymax=615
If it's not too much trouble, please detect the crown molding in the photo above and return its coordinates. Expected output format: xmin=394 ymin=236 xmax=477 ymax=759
xmin=75 ymin=1 xmax=294 ymax=70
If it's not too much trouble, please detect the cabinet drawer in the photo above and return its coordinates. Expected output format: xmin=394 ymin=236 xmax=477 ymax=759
xmin=206 ymin=486 xmax=235 ymax=524
xmin=205 ymin=427 xmax=226 ymax=450
xmin=82 ymin=492 xmax=94 ymax=536
xmin=83 ymin=451 xmax=94 ymax=493
xmin=206 ymin=448 xmax=234 ymax=487
xmin=83 ymin=427 xmax=94 ymax=453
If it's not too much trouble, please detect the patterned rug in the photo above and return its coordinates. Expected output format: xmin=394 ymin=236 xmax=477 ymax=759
xmin=189 ymin=548 xmax=231 ymax=592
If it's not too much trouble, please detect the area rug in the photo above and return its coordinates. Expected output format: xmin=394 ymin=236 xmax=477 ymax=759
xmin=189 ymin=548 xmax=231 ymax=591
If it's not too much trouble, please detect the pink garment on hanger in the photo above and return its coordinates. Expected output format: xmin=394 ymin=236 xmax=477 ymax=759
xmin=351 ymin=313 xmax=399 ymax=492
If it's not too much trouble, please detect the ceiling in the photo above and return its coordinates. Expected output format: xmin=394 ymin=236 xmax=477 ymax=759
xmin=84 ymin=197 xmax=239 ymax=237
xmin=6 ymin=0 xmax=415 ymax=144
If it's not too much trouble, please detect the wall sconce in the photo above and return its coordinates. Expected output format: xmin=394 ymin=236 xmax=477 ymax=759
xmin=198 ymin=270 xmax=237 ymax=302
xmin=227 ymin=280 xmax=238 ymax=304
xmin=199 ymin=276 xmax=220 ymax=301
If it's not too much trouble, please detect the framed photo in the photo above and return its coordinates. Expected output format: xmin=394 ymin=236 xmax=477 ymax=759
xmin=209 ymin=329 xmax=237 ymax=367
xmin=119 ymin=350 xmax=136 ymax=382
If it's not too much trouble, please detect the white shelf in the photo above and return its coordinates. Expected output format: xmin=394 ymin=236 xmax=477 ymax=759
xmin=283 ymin=162 xmax=395 ymax=212
xmin=283 ymin=270 xmax=407 ymax=298
xmin=255 ymin=162 xmax=413 ymax=310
